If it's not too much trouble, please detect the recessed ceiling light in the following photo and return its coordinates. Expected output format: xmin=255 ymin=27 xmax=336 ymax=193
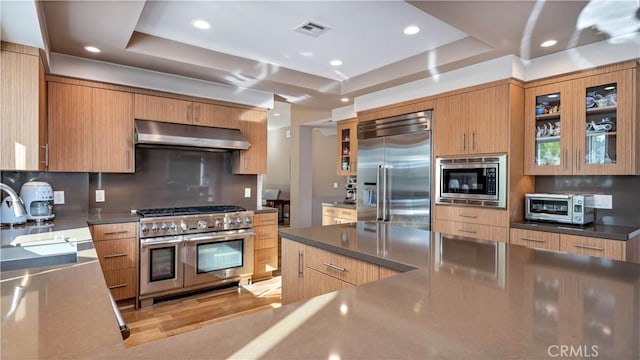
xmin=404 ymin=25 xmax=420 ymax=35
xmin=604 ymin=86 xmax=616 ymax=90
xmin=540 ymin=39 xmax=558 ymax=48
xmin=330 ymin=59 xmax=343 ymax=66
xmin=84 ymin=46 xmax=101 ymax=53
xmin=341 ymin=97 xmax=349 ymax=103
xmin=192 ymin=19 xmax=210 ymax=30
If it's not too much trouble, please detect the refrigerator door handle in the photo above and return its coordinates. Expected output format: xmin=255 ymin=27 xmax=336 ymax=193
xmin=376 ymin=165 xmax=382 ymax=220
xmin=382 ymin=166 xmax=389 ymax=221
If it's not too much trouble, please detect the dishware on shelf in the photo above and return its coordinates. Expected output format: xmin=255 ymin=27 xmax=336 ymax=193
xmin=596 ymin=98 xmax=609 ymax=108
xmin=606 ymin=93 xmax=617 ymax=106
xmin=585 ymin=96 xmax=596 ymax=108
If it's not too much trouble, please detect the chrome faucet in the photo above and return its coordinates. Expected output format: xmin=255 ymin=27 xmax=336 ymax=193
xmin=0 ymin=182 xmax=27 ymax=218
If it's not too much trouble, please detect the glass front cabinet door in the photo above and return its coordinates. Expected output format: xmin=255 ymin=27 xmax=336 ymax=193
xmin=524 ymin=82 xmax=574 ymax=175
xmin=525 ymin=64 xmax=638 ymax=176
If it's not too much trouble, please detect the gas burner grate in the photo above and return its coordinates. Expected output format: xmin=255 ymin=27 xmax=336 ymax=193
xmin=136 ymin=205 xmax=247 ymax=217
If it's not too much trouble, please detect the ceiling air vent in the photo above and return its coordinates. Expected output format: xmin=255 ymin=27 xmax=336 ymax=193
xmin=294 ymin=20 xmax=330 ymax=37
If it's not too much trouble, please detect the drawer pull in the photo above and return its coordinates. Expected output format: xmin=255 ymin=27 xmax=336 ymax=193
xmin=458 ymin=214 xmax=478 ymax=219
xmin=573 ymin=244 xmax=604 ymax=252
xmin=458 ymin=229 xmax=477 ymax=234
xmin=520 ymin=237 xmax=545 ymax=243
xmin=323 ymin=262 xmax=346 ymax=272
xmin=259 ymin=258 xmax=272 ymax=263
xmin=103 ymin=253 xmax=128 ymax=259
xmin=108 ymin=283 xmax=128 ymax=289
xmin=104 ymin=231 xmax=130 ymax=236
xmin=298 ymin=250 xmax=303 ymax=277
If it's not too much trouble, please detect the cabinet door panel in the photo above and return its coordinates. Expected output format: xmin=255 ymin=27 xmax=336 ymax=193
xmin=103 ymin=268 xmax=137 ymax=301
xmin=281 ymin=238 xmax=305 ymax=305
xmin=93 ymin=89 xmax=134 ymax=172
xmin=559 ymin=234 xmax=625 ymax=261
xmin=434 ymin=205 xmax=508 ymax=227
xmin=303 ymin=267 xmax=353 ymax=299
xmin=232 ymin=109 xmax=267 ymax=174
xmin=134 ymin=94 xmax=191 ymax=124
xmin=305 ymin=246 xmax=379 ymax=285
xmin=434 ymin=94 xmax=465 ymax=156
xmin=193 ymin=103 xmax=231 ymax=128
xmin=254 ymin=247 xmax=278 ymax=275
xmin=467 ymin=86 xmax=508 ymax=154
xmin=48 ymin=82 xmax=93 ymax=172
xmin=94 ymin=238 xmax=137 ymax=271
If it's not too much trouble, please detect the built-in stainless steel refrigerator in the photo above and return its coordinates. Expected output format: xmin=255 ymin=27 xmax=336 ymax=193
xmin=357 ymin=111 xmax=432 ymax=230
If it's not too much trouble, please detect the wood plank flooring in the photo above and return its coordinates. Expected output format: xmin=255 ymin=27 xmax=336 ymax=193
xmin=121 ymin=284 xmax=281 ymax=348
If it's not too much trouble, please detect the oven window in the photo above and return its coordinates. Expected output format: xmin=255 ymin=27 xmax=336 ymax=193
xmin=442 ymin=167 xmax=496 ymax=195
xmin=149 ymin=247 xmax=176 ymax=282
xmin=530 ymin=199 xmax=569 ymax=216
xmin=196 ymin=239 xmax=243 ymax=274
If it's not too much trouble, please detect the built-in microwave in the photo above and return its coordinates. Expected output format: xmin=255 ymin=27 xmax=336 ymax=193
xmin=525 ymin=193 xmax=594 ymax=225
xmin=435 ymin=154 xmax=507 ymax=208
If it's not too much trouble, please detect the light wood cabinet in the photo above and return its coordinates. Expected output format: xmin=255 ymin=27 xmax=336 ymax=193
xmin=304 ymin=245 xmax=379 ymax=285
xmin=434 ymin=84 xmax=509 ymax=156
xmin=434 ymin=219 xmax=508 ymax=243
xmin=303 ymin=267 xmax=353 ymax=299
xmin=510 ymin=227 xmax=640 ymax=263
xmin=433 ymin=205 xmax=509 ymax=243
xmin=281 ymin=238 xmax=305 ymax=304
xmin=193 ymin=102 xmax=232 ymax=128
xmin=322 ymin=205 xmax=357 ymax=225
xmin=134 ymin=94 xmax=192 ymax=124
xmin=1 ymin=42 xmax=46 ymax=171
xmin=252 ymin=212 xmax=278 ymax=281
xmin=90 ymin=222 xmax=138 ymax=302
xmin=48 ymin=83 xmax=134 ymax=172
xmin=336 ymin=118 xmax=358 ymax=175
xmin=524 ymin=62 xmax=639 ymax=175
xmin=231 ymin=108 xmax=267 ymax=174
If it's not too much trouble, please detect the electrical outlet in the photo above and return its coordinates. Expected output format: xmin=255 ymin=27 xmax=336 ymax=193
xmin=53 ymin=191 xmax=65 ymax=205
xmin=244 ymin=188 xmax=251 ymax=198
xmin=333 ymin=182 xmax=338 ymax=189
xmin=96 ymin=189 xmax=105 ymax=203
xmin=592 ymin=194 xmax=612 ymax=209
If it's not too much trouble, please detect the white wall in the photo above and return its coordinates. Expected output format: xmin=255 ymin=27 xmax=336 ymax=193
xmin=264 ymin=127 xmax=291 ymax=199
xmin=311 ymin=129 xmax=346 ymax=226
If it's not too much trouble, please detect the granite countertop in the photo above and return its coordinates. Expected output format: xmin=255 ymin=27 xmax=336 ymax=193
xmin=2 ymin=221 xmax=640 ymax=359
xmin=321 ymin=201 xmax=357 ymax=210
xmin=511 ymin=220 xmax=640 ymax=241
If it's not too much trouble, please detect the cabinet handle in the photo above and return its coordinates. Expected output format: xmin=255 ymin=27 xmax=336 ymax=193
xmin=108 ymin=283 xmax=128 ymax=290
xmin=458 ymin=229 xmax=477 ymax=234
xmin=458 ymin=214 xmax=478 ymax=219
xmin=576 ymin=149 xmax=581 ymax=171
xmin=563 ymin=149 xmax=568 ymax=170
xmin=462 ymin=133 xmax=466 ymax=151
xmin=103 ymin=253 xmax=128 ymax=259
xmin=520 ymin=237 xmax=545 ymax=243
xmin=104 ymin=231 xmax=130 ymax=235
xmin=471 ymin=131 xmax=475 ymax=151
xmin=297 ymin=250 xmax=303 ymax=277
xmin=259 ymin=258 xmax=272 ymax=263
xmin=573 ymin=244 xmax=604 ymax=251
xmin=323 ymin=262 xmax=346 ymax=272
xmin=42 ymin=144 xmax=49 ymax=167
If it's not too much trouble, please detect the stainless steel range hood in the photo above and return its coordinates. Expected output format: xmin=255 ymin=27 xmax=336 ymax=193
xmin=135 ymin=120 xmax=250 ymax=151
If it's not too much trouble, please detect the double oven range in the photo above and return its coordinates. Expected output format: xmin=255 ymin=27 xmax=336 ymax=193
xmin=137 ymin=205 xmax=254 ymax=306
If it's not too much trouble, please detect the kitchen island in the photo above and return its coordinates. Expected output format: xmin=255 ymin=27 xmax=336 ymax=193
xmin=2 ymin=221 xmax=639 ymax=359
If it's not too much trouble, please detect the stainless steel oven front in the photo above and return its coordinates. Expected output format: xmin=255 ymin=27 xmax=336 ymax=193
xmin=435 ymin=154 xmax=507 ymax=208
xmin=183 ymin=230 xmax=254 ymax=288
xmin=140 ymin=235 xmax=184 ymax=296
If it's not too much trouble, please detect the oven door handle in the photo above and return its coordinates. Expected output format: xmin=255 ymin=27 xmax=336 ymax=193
xmin=140 ymin=238 xmax=183 ymax=248
xmin=186 ymin=231 xmax=255 ymax=243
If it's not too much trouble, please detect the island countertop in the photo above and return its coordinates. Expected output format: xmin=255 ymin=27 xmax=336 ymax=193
xmin=2 ymin=222 xmax=640 ymax=359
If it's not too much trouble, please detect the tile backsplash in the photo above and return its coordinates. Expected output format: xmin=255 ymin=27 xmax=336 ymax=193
xmin=1 ymin=148 xmax=257 ymax=218
xmin=535 ymin=175 xmax=640 ymax=227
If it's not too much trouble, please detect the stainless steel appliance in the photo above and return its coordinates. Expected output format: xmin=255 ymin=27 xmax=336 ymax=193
xmin=435 ymin=154 xmax=507 ymax=208
xmin=357 ymin=111 xmax=432 ymax=229
xmin=344 ymin=176 xmax=357 ymax=204
xmin=525 ymin=193 xmax=594 ymax=225
xmin=19 ymin=181 xmax=55 ymax=222
xmin=0 ymin=183 xmax=27 ymax=225
xmin=137 ymin=205 xmax=254 ymax=306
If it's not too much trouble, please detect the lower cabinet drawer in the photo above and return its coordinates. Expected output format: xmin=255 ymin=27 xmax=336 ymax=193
xmin=305 ymin=246 xmax=379 ymax=285
xmin=559 ymin=234 xmax=625 ymax=261
xmin=303 ymin=267 xmax=353 ymax=299
xmin=91 ymin=222 xmax=138 ymax=240
xmin=254 ymin=225 xmax=278 ymax=249
xmin=103 ymin=268 xmax=137 ymax=300
xmin=94 ymin=237 xmax=137 ymax=271
xmin=254 ymin=247 xmax=278 ymax=274
xmin=510 ymin=228 xmax=560 ymax=251
xmin=254 ymin=213 xmax=277 ymax=226
xmin=435 ymin=205 xmax=508 ymax=227
xmin=434 ymin=219 xmax=508 ymax=243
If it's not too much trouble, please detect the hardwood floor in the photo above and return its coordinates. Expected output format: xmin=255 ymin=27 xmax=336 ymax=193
xmin=121 ymin=284 xmax=281 ymax=348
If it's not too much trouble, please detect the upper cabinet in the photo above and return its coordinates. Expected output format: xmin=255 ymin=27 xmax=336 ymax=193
xmin=48 ymin=82 xmax=134 ymax=173
xmin=1 ymin=42 xmax=46 ymax=171
xmin=434 ymin=84 xmax=510 ymax=156
xmin=525 ymin=62 xmax=639 ymax=175
xmin=134 ymin=94 xmax=192 ymax=124
xmin=336 ymin=118 xmax=357 ymax=175
xmin=231 ymin=108 xmax=267 ymax=174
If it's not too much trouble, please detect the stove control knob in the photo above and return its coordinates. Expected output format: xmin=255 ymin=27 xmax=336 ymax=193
xmin=197 ymin=220 xmax=208 ymax=230
xmin=245 ymin=217 xmax=253 ymax=225
xmin=214 ymin=220 xmax=223 ymax=228
xmin=151 ymin=225 xmax=159 ymax=233
xmin=180 ymin=222 xmax=188 ymax=231
xmin=170 ymin=223 xmax=178 ymax=231
xmin=161 ymin=224 xmax=168 ymax=231
xmin=141 ymin=225 xmax=149 ymax=234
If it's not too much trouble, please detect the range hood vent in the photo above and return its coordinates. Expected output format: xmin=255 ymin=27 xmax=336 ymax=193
xmin=134 ymin=120 xmax=250 ymax=151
